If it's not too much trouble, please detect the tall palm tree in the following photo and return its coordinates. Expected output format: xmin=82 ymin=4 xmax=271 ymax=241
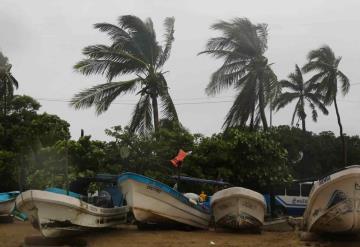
xmin=0 ymin=52 xmax=19 ymax=117
xmin=71 ymin=15 xmax=179 ymax=134
xmin=275 ymin=64 xmax=328 ymax=131
xmin=302 ymin=45 xmax=350 ymax=164
xmin=199 ymin=18 xmax=277 ymax=130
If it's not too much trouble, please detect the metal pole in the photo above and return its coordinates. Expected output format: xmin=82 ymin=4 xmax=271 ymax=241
xmin=65 ymin=144 xmax=69 ymax=195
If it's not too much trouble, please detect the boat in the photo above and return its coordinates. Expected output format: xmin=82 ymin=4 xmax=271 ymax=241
xmin=264 ymin=180 xmax=313 ymax=217
xmin=15 ymin=175 xmax=129 ymax=238
xmin=303 ymin=165 xmax=360 ymax=234
xmin=211 ymin=187 xmax=266 ymax=230
xmin=0 ymin=191 xmax=19 ymax=216
xmin=117 ymin=172 xmax=211 ymax=229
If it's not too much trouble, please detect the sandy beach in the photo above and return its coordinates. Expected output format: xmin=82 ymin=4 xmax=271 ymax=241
xmin=1 ymin=220 xmax=360 ymax=247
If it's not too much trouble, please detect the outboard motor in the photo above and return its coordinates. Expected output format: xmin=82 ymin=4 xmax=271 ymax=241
xmin=95 ymin=190 xmax=113 ymax=208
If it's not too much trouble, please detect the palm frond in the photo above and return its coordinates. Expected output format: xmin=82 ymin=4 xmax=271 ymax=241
xmin=157 ymin=17 xmax=175 ymax=67
xmin=274 ymin=92 xmax=299 ymax=111
xmin=206 ymin=63 xmax=249 ymax=96
xmin=279 ymin=79 xmax=299 ymax=91
xmin=94 ymin=22 xmax=130 ymax=41
xmin=306 ymin=93 xmax=328 ymax=115
xmin=70 ymin=79 xmax=139 ymax=114
xmin=223 ymin=75 xmax=257 ymax=129
xmin=291 ymin=100 xmax=301 ymax=125
xmin=337 ymin=70 xmax=350 ymax=95
xmin=129 ymin=94 xmax=153 ymax=135
xmin=308 ymin=102 xmax=318 ymax=122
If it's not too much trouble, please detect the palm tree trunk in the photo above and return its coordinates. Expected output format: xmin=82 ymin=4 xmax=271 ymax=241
xmin=3 ymin=82 xmax=7 ymax=117
xmin=301 ymin=117 xmax=306 ymax=132
xmin=269 ymin=103 xmax=273 ymax=128
xmin=258 ymin=84 xmax=268 ymax=130
xmin=249 ymin=103 xmax=255 ymax=131
xmin=151 ymin=95 xmax=159 ymax=133
xmin=300 ymin=97 xmax=306 ymax=132
xmin=334 ymin=97 xmax=347 ymax=165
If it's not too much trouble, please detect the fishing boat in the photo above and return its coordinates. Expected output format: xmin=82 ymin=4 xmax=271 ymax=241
xmin=211 ymin=187 xmax=266 ymax=229
xmin=303 ymin=165 xmax=360 ymax=234
xmin=117 ymin=172 xmax=211 ymax=229
xmin=0 ymin=191 xmax=19 ymax=216
xmin=16 ymin=175 xmax=129 ymax=238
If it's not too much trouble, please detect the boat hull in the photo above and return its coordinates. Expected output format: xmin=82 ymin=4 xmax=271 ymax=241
xmin=118 ymin=173 xmax=210 ymax=229
xmin=0 ymin=198 xmax=15 ymax=216
xmin=304 ymin=166 xmax=360 ymax=233
xmin=16 ymin=190 xmax=129 ymax=238
xmin=211 ymin=187 xmax=266 ymax=229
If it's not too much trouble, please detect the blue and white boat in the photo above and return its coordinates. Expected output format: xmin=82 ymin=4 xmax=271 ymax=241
xmin=118 ymin=172 xmax=211 ymax=229
xmin=264 ymin=181 xmax=312 ymax=217
xmin=0 ymin=191 xmax=19 ymax=216
xmin=16 ymin=175 xmax=129 ymax=238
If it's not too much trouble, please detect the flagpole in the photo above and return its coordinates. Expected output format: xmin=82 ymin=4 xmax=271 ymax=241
xmin=177 ymin=161 xmax=182 ymax=191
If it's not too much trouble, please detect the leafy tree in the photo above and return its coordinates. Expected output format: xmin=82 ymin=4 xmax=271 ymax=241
xmin=0 ymin=150 xmax=17 ymax=191
xmin=275 ymin=65 xmax=328 ymax=131
xmin=0 ymin=52 xmax=18 ymax=117
xmin=71 ymin=15 xmax=179 ymax=134
xmin=303 ymin=45 xmax=350 ymax=165
xmin=199 ymin=18 xmax=277 ymax=130
xmin=0 ymin=95 xmax=71 ymax=190
xmin=185 ymin=129 xmax=291 ymax=192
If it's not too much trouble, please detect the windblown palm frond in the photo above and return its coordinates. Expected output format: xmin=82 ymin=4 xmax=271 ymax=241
xmin=200 ymin=18 xmax=276 ymax=130
xmin=72 ymin=15 xmax=179 ymax=134
xmin=157 ymin=17 xmax=175 ymax=67
xmin=71 ymin=79 xmax=139 ymax=114
xmin=129 ymin=94 xmax=153 ymax=135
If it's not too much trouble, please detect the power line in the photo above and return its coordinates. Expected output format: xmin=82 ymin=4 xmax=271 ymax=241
xmin=34 ymin=96 xmax=360 ymax=106
xmin=35 ymin=97 xmax=233 ymax=106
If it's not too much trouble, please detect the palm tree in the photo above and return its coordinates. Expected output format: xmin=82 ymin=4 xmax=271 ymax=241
xmin=0 ymin=52 xmax=19 ymax=117
xmin=302 ymin=45 xmax=350 ymax=164
xmin=274 ymin=65 xmax=328 ymax=131
xmin=71 ymin=15 xmax=179 ymax=134
xmin=199 ymin=18 xmax=277 ymax=130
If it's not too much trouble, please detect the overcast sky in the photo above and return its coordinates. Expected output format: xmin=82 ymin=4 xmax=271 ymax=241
xmin=1 ymin=0 xmax=360 ymax=140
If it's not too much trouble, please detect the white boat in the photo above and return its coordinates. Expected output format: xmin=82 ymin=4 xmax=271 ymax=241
xmin=303 ymin=165 xmax=360 ymax=234
xmin=211 ymin=187 xmax=266 ymax=229
xmin=16 ymin=175 xmax=129 ymax=238
xmin=0 ymin=191 xmax=19 ymax=216
xmin=118 ymin=172 xmax=211 ymax=229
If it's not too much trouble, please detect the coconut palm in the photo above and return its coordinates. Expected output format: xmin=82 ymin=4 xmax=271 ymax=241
xmin=275 ymin=64 xmax=328 ymax=131
xmin=302 ymin=45 xmax=349 ymax=164
xmin=199 ymin=18 xmax=277 ymax=130
xmin=0 ymin=52 xmax=19 ymax=117
xmin=71 ymin=15 xmax=179 ymax=134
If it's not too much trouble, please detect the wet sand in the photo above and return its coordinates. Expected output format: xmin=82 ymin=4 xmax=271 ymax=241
xmin=1 ymin=221 xmax=360 ymax=247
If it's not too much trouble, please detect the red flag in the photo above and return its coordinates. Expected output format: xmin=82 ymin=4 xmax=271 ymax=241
xmin=170 ymin=149 xmax=188 ymax=167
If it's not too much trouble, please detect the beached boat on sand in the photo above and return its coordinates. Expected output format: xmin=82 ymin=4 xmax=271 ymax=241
xmin=16 ymin=175 xmax=129 ymax=238
xmin=0 ymin=191 xmax=19 ymax=216
xmin=211 ymin=187 xmax=266 ymax=230
xmin=303 ymin=165 xmax=360 ymax=234
xmin=118 ymin=172 xmax=211 ymax=229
